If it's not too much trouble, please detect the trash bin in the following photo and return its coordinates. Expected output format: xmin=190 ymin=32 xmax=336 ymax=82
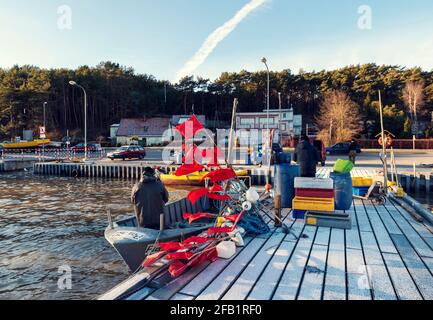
xmin=330 ymin=172 xmax=353 ymax=210
xmin=275 ymin=164 xmax=300 ymax=208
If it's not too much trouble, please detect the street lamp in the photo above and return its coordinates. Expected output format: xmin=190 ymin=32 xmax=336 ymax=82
xmin=43 ymin=101 xmax=47 ymax=159
xmin=69 ymin=80 xmax=88 ymax=160
xmin=261 ymin=57 xmax=270 ymax=132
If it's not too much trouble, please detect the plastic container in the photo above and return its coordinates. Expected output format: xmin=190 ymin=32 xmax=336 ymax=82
xmin=277 ymin=152 xmax=291 ymax=164
xmin=295 ymin=188 xmax=335 ymax=198
xmin=330 ymin=172 xmax=353 ymax=211
xmin=274 ymin=164 xmax=300 ymax=208
xmin=352 ymin=177 xmax=373 ymax=187
xmin=353 ymin=187 xmax=370 ymax=197
xmin=294 ymin=177 xmax=334 ymax=190
xmin=292 ymin=197 xmax=335 ymax=212
xmin=216 ymin=241 xmax=236 ymax=259
xmin=333 ymin=159 xmax=354 ymax=174
xmin=293 ymin=210 xmax=307 ymax=220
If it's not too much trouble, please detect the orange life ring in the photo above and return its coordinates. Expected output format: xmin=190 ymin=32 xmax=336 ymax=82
xmin=378 ymin=136 xmax=393 ymax=147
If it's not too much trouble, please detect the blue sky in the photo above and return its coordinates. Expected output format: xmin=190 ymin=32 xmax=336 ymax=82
xmin=1 ymin=0 xmax=433 ymax=82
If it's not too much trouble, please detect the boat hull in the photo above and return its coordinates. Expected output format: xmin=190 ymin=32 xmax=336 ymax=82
xmin=105 ymin=224 xmax=210 ymax=272
xmin=160 ymin=170 xmax=249 ymax=186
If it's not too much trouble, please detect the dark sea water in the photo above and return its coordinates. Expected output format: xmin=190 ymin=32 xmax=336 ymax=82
xmin=0 ymin=171 xmax=188 ymax=300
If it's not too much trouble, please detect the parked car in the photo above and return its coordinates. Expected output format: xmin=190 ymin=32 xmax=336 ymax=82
xmin=326 ymin=142 xmax=362 ymax=155
xmin=107 ymin=146 xmax=146 ymax=160
xmin=71 ymin=143 xmax=103 ymax=153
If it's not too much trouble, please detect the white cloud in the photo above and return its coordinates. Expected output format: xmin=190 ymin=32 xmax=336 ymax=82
xmin=175 ymin=0 xmax=269 ymax=82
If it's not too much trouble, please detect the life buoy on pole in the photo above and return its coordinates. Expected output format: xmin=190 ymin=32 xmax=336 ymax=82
xmin=378 ymin=136 xmax=393 ymax=148
xmin=72 ymin=169 xmax=80 ymax=178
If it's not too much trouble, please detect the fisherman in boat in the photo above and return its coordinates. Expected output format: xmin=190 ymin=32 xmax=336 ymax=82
xmin=294 ymin=135 xmax=319 ymax=178
xmin=131 ymin=167 xmax=169 ymax=229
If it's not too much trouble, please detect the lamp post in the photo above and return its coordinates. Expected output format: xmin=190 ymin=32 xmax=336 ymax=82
xmin=261 ymin=57 xmax=271 ymax=186
xmin=69 ymin=81 xmax=88 ymax=160
xmin=43 ymin=101 xmax=47 ymax=159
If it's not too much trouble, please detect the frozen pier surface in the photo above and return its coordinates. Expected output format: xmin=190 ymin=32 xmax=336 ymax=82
xmin=100 ymin=168 xmax=433 ymax=300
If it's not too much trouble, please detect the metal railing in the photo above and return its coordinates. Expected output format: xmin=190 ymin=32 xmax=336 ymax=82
xmin=0 ymin=148 xmax=108 ymax=162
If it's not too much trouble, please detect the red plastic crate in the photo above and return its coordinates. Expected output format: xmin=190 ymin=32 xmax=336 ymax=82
xmin=295 ymin=188 xmax=335 ymax=199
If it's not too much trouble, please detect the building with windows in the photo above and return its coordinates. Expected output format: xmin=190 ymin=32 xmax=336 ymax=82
xmin=236 ymin=108 xmax=303 ymax=144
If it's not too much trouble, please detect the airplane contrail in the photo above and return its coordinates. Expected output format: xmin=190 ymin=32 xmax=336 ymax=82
xmin=175 ymin=0 xmax=269 ymax=82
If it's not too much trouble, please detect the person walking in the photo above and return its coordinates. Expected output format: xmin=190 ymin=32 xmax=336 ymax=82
xmin=131 ymin=167 xmax=169 ymax=229
xmin=349 ymin=139 xmax=358 ymax=164
xmin=294 ymin=135 xmax=319 ymax=178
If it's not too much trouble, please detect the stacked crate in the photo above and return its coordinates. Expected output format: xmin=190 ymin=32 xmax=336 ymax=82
xmin=292 ymin=178 xmax=335 ymax=219
xmin=352 ymin=177 xmax=373 ymax=197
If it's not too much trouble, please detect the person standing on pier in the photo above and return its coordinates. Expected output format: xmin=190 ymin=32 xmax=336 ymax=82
xmin=294 ymin=135 xmax=319 ymax=178
xmin=349 ymin=139 xmax=358 ymax=164
xmin=131 ymin=167 xmax=169 ymax=229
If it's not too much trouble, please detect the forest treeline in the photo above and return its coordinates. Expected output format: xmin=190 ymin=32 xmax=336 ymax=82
xmin=0 ymin=61 xmax=432 ymax=141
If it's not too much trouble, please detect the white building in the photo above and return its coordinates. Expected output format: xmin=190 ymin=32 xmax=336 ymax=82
xmin=236 ymin=108 xmax=302 ymax=145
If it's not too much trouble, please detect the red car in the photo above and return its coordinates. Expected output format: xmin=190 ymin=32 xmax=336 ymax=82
xmin=107 ymin=146 xmax=146 ymax=160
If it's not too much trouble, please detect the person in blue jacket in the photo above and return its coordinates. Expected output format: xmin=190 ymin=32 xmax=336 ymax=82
xmin=294 ymin=135 xmax=319 ymax=178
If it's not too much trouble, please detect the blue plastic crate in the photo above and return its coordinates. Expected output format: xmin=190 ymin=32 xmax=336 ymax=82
xmin=293 ymin=210 xmax=307 ymax=220
xmin=353 ymin=187 xmax=369 ymax=197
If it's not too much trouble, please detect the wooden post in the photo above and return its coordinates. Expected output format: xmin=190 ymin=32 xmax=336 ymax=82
xmin=378 ymin=91 xmax=388 ymax=191
xmin=274 ymin=194 xmax=282 ymax=227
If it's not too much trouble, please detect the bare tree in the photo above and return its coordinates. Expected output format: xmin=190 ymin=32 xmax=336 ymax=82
xmin=403 ymin=80 xmax=425 ymax=134
xmin=316 ymin=90 xmax=362 ymax=146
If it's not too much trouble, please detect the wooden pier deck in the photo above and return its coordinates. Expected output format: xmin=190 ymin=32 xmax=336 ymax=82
xmin=100 ymin=168 xmax=433 ymax=300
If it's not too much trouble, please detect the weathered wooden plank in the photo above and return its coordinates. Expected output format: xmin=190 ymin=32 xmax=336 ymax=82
xmin=272 ymin=226 xmax=317 ymax=300
xmin=360 ymin=231 xmax=397 ymax=300
xmin=171 ymin=293 xmax=195 ymax=301
xmin=222 ymin=232 xmax=286 ymax=300
xmin=387 ymin=206 xmax=433 ymax=258
xmin=196 ymin=237 xmax=268 ymax=300
xmin=376 ymin=203 xmax=404 ymax=236
xmin=346 ymin=248 xmax=371 ymax=300
xmin=354 ymin=201 xmax=372 ymax=232
xmin=365 ymin=204 xmax=398 ymax=254
xmin=323 ymin=229 xmax=346 ymax=300
xmin=389 ymin=201 xmax=433 ymax=240
xmin=297 ymin=242 xmax=328 ymax=300
xmin=314 ymin=227 xmax=331 ymax=247
xmin=382 ymin=253 xmax=423 ymax=300
xmin=390 ymin=234 xmax=433 ymax=300
xmin=179 ymin=238 xmax=253 ymax=297
xmin=247 ymin=238 xmax=298 ymax=300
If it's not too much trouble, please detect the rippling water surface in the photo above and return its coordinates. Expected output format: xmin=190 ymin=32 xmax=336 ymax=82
xmin=0 ymin=171 xmax=188 ymax=300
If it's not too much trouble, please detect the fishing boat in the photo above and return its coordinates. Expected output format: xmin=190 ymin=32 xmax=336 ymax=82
xmin=159 ymin=169 xmax=249 ymax=186
xmin=2 ymin=139 xmax=51 ymax=149
xmin=105 ymin=196 xmax=216 ymax=272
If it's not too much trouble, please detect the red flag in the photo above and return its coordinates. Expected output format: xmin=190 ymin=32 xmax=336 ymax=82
xmin=176 ymin=115 xmax=204 ymax=139
xmin=183 ymin=236 xmax=214 ymax=244
xmin=203 ymin=168 xmax=237 ymax=183
xmin=224 ymin=214 xmax=242 ymax=223
xmin=209 ymin=183 xmax=224 ymax=193
xmin=159 ymin=242 xmax=192 ymax=251
xmin=142 ymin=251 xmax=167 ymax=267
xmin=175 ymin=162 xmax=204 ymax=176
xmin=166 ymin=251 xmax=194 ymax=261
xmin=168 ymin=261 xmax=187 ymax=278
xmin=187 ymin=188 xmax=209 ymax=205
xmin=207 ymin=227 xmax=234 ymax=235
xmin=183 ymin=212 xmax=216 ymax=224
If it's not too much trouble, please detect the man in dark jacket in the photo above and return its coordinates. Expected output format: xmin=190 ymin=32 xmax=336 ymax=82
xmin=348 ymin=139 xmax=358 ymax=164
xmin=131 ymin=167 xmax=169 ymax=229
xmin=294 ymin=135 xmax=319 ymax=178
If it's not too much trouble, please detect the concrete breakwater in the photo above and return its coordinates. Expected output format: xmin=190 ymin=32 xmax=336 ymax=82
xmin=33 ymin=162 xmax=433 ymax=194
xmin=0 ymin=159 xmax=37 ymax=172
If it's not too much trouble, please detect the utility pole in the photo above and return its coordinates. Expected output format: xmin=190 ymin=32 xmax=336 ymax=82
xmin=69 ymin=81 xmax=88 ymax=161
xmin=378 ymin=90 xmax=388 ymax=193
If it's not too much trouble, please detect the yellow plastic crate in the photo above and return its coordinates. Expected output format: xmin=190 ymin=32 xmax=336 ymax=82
xmin=352 ymin=177 xmax=373 ymax=187
xmin=292 ymin=197 xmax=335 ymax=212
